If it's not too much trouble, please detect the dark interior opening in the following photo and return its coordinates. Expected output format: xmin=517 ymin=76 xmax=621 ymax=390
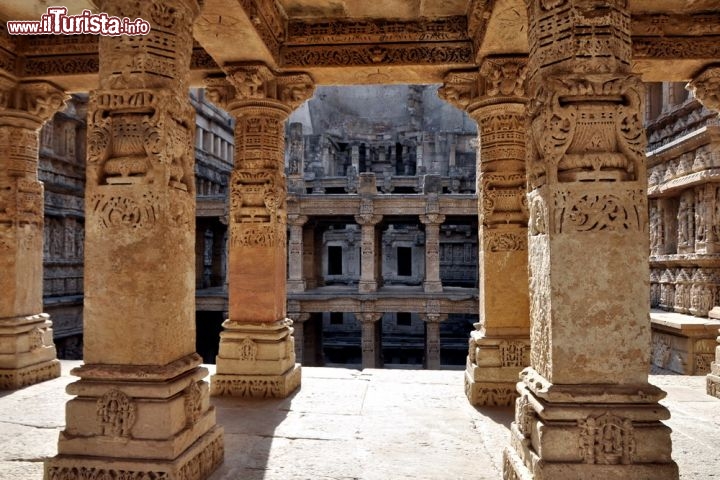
xmin=397 ymin=246 xmax=412 ymax=276
xmin=328 ymin=245 xmax=343 ymax=275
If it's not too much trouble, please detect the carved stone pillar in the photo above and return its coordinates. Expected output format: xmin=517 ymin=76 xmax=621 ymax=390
xmin=502 ymin=2 xmax=678 ymax=479
xmin=287 ymin=312 xmax=310 ymax=363
xmin=0 ymin=76 xmax=65 ymax=389
xmin=287 ymin=122 xmax=305 ymax=194
xmin=205 ymin=63 xmax=314 ymax=398
xmin=287 ymin=214 xmax=308 ymax=293
xmin=46 ymin=1 xmax=224 ymax=478
xmin=688 ymin=64 xmax=720 ymax=398
xmin=355 ymin=211 xmax=383 ymax=293
xmin=439 ymin=56 xmax=531 ymax=406
xmin=421 ymin=313 xmax=447 ymax=369
xmin=419 ymin=214 xmax=445 ymax=293
xmin=357 ymin=312 xmax=383 ymax=369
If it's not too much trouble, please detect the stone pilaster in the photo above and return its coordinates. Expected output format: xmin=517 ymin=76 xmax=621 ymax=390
xmin=689 ymin=64 xmax=720 ymax=398
xmin=440 ymin=56 xmax=531 ymax=406
xmin=45 ymin=1 xmax=224 ymax=479
xmin=287 ymin=214 xmax=308 ymax=293
xmin=204 ymin=63 xmax=314 ymax=398
xmin=357 ymin=312 xmax=383 ymax=369
xmin=419 ymin=214 xmax=445 ymax=293
xmin=420 ymin=313 xmax=447 ymax=369
xmin=355 ymin=211 xmax=383 ymax=293
xmin=0 ymin=76 xmax=66 ymax=389
xmin=503 ymin=2 xmax=678 ymax=479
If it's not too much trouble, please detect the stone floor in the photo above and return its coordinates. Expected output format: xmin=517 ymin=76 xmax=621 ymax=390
xmin=1 ymin=361 xmax=719 ymax=479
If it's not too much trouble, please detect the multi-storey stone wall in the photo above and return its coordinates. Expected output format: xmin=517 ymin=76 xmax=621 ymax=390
xmin=647 ymin=82 xmax=720 ymax=375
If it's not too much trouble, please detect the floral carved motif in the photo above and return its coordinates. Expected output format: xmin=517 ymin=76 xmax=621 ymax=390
xmin=553 ymin=188 xmax=644 ymax=233
xmin=281 ymin=43 xmax=473 ymax=69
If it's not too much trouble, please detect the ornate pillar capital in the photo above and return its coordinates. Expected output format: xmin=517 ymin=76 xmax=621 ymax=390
xmin=438 ymin=56 xmax=528 ymax=115
xmin=205 ymin=63 xmax=315 ymax=115
xmin=357 ymin=312 xmax=383 ymax=324
xmin=419 ymin=213 xmax=446 ymax=225
xmin=0 ymin=75 xmax=68 ymax=128
xmin=287 ymin=214 xmax=308 ymax=226
xmin=354 ymin=213 xmax=383 ymax=226
xmin=420 ymin=313 xmax=448 ymax=323
xmin=687 ymin=64 xmax=720 ymax=114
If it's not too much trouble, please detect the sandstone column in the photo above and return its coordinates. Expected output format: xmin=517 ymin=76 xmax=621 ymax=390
xmin=439 ymin=56 xmax=531 ymax=406
xmin=288 ymin=214 xmax=308 ymax=293
xmin=687 ymin=64 xmax=720 ymax=398
xmin=421 ymin=313 xmax=447 ymax=369
xmin=356 ymin=213 xmax=383 ymax=293
xmin=287 ymin=312 xmax=310 ymax=363
xmin=503 ymin=2 xmax=678 ymax=478
xmin=46 ymin=1 xmax=224 ymax=478
xmin=205 ymin=64 xmax=314 ymax=398
xmin=0 ymin=76 xmax=65 ymax=389
xmin=358 ymin=312 xmax=383 ymax=368
xmin=419 ymin=214 xmax=445 ymax=293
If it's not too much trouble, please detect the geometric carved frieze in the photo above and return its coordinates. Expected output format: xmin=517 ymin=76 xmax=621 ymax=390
xmin=237 ymin=0 xmax=286 ymax=59
xmin=526 ymin=0 xmax=632 ymax=76
xmin=286 ymin=16 xmax=468 ymax=45
xmin=281 ymin=42 xmax=473 ymax=69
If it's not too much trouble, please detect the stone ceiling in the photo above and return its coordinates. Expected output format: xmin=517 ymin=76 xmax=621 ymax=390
xmin=0 ymin=0 xmax=718 ymax=90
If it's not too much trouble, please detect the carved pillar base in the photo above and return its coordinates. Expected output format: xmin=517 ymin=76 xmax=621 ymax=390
xmin=46 ymin=354 xmax=223 ymax=480
xmin=47 ymin=427 xmax=223 ymax=480
xmin=358 ymin=280 xmax=378 ymax=293
xmin=211 ymin=320 xmax=300 ymax=398
xmin=423 ymin=281 xmax=443 ymax=293
xmin=465 ymin=334 xmax=530 ymax=407
xmin=707 ymin=342 xmax=720 ymax=398
xmin=502 ymin=369 xmax=678 ymax=480
xmin=287 ymin=280 xmax=306 ymax=293
xmin=0 ymin=314 xmax=60 ymax=389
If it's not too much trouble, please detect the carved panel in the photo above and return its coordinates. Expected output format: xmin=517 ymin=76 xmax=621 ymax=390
xmin=238 ymin=337 xmax=258 ymax=361
xmin=184 ymin=381 xmax=203 ymax=426
xmin=96 ymin=389 xmax=136 ymax=438
xmin=578 ymin=413 xmax=635 ymax=465
xmin=286 ymin=17 xmax=468 ymax=45
xmin=281 ymin=42 xmax=473 ymax=68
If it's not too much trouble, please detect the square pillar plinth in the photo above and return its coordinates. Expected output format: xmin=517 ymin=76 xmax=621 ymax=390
xmin=45 ymin=356 xmax=224 ymax=480
xmin=0 ymin=314 xmax=60 ymax=389
xmin=211 ymin=320 xmax=301 ymax=398
xmin=465 ymin=333 xmax=530 ymax=407
xmin=504 ymin=370 xmax=679 ymax=480
xmin=707 ymin=340 xmax=720 ymax=398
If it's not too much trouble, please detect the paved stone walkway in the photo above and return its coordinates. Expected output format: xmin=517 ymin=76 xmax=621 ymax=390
xmin=0 ymin=361 xmax=718 ymax=479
